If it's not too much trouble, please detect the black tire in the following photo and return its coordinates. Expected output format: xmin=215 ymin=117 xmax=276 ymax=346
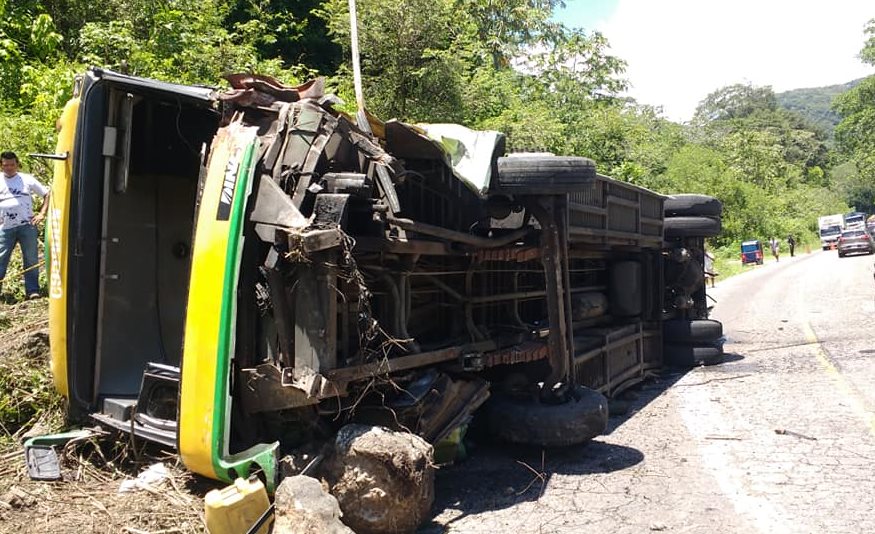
xmin=492 ymin=156 xmax=596 ymax=194
xmin=663 ymin=319 xmax=723 ymax=343
xmin=664 ymin=216 xmax=721 ymax=238
xmin=756 ymin=259 xmax=763 ymax=265
xmin=485 ymin=385 xmax=608 ymax=447
xmin=664 ymin=194 xmax=723 ymax=217
xmin=664 ymin=343 xmax=723 ymax=367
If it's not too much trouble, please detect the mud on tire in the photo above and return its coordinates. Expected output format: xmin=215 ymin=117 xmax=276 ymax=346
xmin=485 ymin=385 xmax=608 ymax=447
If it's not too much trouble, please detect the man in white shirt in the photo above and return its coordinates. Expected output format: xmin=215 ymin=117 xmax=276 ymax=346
xmin=0 ymin=151 xmax=50 ymax=299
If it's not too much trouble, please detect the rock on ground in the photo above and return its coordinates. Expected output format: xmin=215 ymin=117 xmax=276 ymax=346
xmin=273 ymin=475 xmax=353 ymax=534
xmin=320 ymin=424 xmax=435 ymax=534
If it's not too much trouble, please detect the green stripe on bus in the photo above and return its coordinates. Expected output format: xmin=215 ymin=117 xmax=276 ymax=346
xmin=211 ymin=139 xmax=255 ymax=475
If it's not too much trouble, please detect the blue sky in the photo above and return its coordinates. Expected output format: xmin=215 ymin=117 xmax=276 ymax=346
xmin=556 ymin=0 xmax=618 ymax=29
xmin=555 ymin=0 xmax=874 ymax=122
xmin=554 ymin=0 xmax=618 ymax=30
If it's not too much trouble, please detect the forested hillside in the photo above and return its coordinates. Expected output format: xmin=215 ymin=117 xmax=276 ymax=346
xmin=776 ymin=79 xmax=862 ymax=139
xmin=1 ymin=0 xmax=873 ymax=252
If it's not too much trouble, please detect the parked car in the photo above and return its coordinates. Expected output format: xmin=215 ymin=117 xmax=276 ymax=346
xmin=837 ymin=228 xmax=875 ymax=257
xmin=740 ymin=240 xmax=764 ymax=265
xmin=845 ymin=211 xmax=866 ymax=228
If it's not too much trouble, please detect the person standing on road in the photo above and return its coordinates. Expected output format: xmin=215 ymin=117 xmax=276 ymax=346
xmin=787 ymin=234 xmax=796 ymax=257
xmin=704 ymin=249 xmax=717 ymax=288
xmin=769 ymin=237 xmax=780 ymax=262
xmin=0 ymin=151 xmax=50 ymax=299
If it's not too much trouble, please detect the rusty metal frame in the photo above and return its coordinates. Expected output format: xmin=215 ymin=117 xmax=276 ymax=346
xmin=526 ymin=196 xmax=573 ymax=388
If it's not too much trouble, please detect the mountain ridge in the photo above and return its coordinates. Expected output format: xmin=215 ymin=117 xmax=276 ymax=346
xmin=776 ymin=78 xmax=865 ymax=137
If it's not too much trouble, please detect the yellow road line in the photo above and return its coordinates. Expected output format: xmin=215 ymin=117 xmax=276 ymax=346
xmin=801 ymin=321 xmax=875 ymax=435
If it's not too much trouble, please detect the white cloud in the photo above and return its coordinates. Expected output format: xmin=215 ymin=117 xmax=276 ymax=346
xmin=595 ymin=0 xmax=874 ymax=122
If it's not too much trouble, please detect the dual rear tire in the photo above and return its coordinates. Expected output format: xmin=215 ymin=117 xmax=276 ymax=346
xmin=663 ymin=318 xmax=724 ymax=367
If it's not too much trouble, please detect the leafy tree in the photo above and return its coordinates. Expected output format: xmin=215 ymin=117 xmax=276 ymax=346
xmin=457 ymin=0 xmax=564 ymax=69
xmin=660 ymin=144 xmax=728 ymax=194
xmin=79 ymin=0 xmax=301 ymax=85
xmin=692 ymin=83 xmax=777 ymax=123
xmin=696 ymin=85 xmax=829 ymax=165
xmin=319 ymin=0 xmax=464 ymax=121
xmin=718 ymin=129 xmax=789 ymax=191
xmin=834 ymin=19 xmax=875 ymax=200
xmin=227 ymin=0 xmax=341 ymax=76
xmin=830 ymin=161 xmax=875 ymax=213
xmin=862 ymin=18 xmax=875 ymax=65
xmin=319 ymin=0 xmax=626 ymax=130
xmin=0 ymin=1 xmax=63 ymax=106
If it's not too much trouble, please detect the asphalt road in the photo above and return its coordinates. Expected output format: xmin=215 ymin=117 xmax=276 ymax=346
xmin=428 ymin=249 xmax=875 ymax=533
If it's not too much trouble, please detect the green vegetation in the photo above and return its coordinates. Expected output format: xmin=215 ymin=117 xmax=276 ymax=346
xmin=0 ymin=1 xmax=872 ymax=257
xmin=776 ymin=79 xmax=863 ymax=139
xmin=834 ymin=20 xmax=875 ymax=216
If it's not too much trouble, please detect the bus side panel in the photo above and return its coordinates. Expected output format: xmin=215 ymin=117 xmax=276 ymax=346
xmin=49 ymin=96 xmax=80 ymax=398
xmin=178 ymin=123 xmax=277 ymax=487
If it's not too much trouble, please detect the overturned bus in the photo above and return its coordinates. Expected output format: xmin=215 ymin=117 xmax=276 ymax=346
xmin=48 ymin=69 xmax=677 ymax=490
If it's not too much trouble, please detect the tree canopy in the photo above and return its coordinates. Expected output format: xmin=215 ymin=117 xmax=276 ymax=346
xmin=0 ymin=0 xmax=870 ymax=251
xmin=833 ymin=18 xmax=875 ymax=213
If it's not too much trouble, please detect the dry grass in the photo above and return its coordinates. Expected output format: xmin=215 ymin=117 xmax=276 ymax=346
xmin=0 ymin=298 xmax=61 ymax=446
xmin=0 ymin=443 xmax=209 ymax=534
xmin=0 ymin=299 xmax=212 ymax=534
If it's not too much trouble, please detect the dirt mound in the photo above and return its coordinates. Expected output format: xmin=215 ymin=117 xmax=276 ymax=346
xmin=0 ymin=299 xmax=49 ymax=360
xmin=13 ymin=331 xmax=50 ymax=361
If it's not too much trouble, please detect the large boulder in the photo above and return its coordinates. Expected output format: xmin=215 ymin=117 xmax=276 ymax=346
xmin=273 ymin=475 xmax=353 ymax=534
xmin=320 ymin=424 xmax=435 ymax=534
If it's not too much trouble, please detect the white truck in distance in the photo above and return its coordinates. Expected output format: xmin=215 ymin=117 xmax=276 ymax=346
xmin=818 ymin=214 xmax=844 ymax=250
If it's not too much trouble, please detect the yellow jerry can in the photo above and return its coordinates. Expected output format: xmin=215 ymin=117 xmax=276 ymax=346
xmin=204 ymin=477 xmax=271 ymax=534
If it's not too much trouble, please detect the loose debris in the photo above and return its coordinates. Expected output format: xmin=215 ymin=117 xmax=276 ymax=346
xmin=774 ymin=428 xmax=817 ymax=441
xmin=0 ymin=449 xmax=207 ymax=534
xmin=118 ymin=463 xmax=171 ymax=494
xmin=320 ymin=424 xmax=435 ymax=534
xmin=1 ymin=300 xmax=209 ymax=533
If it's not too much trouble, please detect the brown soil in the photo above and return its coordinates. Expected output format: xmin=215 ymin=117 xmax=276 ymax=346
xmin=0 ymin=298 xmax=212 ymax=534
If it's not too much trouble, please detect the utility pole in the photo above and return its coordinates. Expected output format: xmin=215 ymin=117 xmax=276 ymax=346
xmin=348 ymin=0 xmax=371 ymax=134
